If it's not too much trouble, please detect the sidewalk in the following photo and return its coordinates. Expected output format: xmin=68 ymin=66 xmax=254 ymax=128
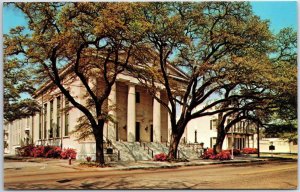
xmin=106 ymin=156 xmax=288 ymax=171
xmin=4 ymin=155 xmax=297 ymax=172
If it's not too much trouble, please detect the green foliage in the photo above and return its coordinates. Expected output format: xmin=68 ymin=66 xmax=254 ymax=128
xmin=264 ymin=119 xmax=297 ymax=143
xmin=3 ymin=57 xmax=39 ymax=122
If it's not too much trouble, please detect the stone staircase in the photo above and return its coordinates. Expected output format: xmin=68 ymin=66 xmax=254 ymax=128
xmin=178 ymin=144 xmax=201 ymax=159
xmin=77 ymin=140 xmax=201 ymax=162
xmin=113 ymin=141 xmax=152 ymax=161
xmin=112 ymin=141 xmax=201 ymax=161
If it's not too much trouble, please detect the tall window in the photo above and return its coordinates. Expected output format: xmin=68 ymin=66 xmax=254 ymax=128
xmin=210 ymin=137 xmax=217 ymax=148
xmin=56 ymin=96 xmax=61 ymax=137
xmin=50 ymin=100 xmax=54 ymax=138
xmin=210 ymin=119 xmax=217 ymax=130
xmin=242 ymin=121 xmax=245 ymax=133
xmin=26 ymin=117 xmax=30 ymax=127
xmin=43 ymin=103 xmax=47 ymax=139
xmin=39 ymin=111 xmax=42 ymax=139
xmin=64 ymin=99 xmax=69 ymax=136
xmin=136 ymin=92 xmax=140 ymax=103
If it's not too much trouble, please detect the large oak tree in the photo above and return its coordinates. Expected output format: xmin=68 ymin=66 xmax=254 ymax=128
xmin=131 ymin=2 xmax=280 ymax=158
xmin=4 ymin=2 xmax=147 ymax=165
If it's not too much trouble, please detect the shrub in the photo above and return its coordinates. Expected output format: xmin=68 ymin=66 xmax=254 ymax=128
xmin=202 ymin=148 xmax=214 ymax=159
xmin=154 ymin=153 xmax=168 ymax=161
xmin=32 ymin=146 xmax=45 ymax=157
xmin=15 ymin=145 xmax=74 ymax=159
xmin=61 ymin=148 xmax=77 ymax=159
xmin=216 ymin=151 xmax=231 ymax=160
xmin=242 ymin=148 xmax=258 ymax=154
xmin=45 ymin=146 xmax=62 ymax=158
xmin=202 ymin=148 xmax=231 ymax=160
xmin=18 ymin=144 xmax=35 ymax=157
xmin=43 ymin=146 xmax=53 ymax=155
xmin=223 ymin=149 xmax=241 ymax=156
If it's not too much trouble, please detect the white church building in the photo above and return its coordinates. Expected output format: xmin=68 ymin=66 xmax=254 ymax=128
xmin=5 ymin=65 xmax=293 ymax=160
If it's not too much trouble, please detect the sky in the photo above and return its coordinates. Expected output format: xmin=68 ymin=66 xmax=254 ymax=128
xmin=250 ymin=1 xmax=297 ymax=33
xmin=1 ymin=1 xmax=298 ymax=116
xmin=3 ymin=1 xmax=298 ymax=35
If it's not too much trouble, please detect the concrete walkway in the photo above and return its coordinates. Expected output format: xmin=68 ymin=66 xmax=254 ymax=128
xmin=106 ymin=156 xmax=281 ymax=170
xmin=4 ymin=155 xmax=297 ymax=172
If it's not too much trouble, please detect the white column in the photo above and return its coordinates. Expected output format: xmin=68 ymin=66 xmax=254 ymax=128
xmin=108 ymin=83 xmax=117 ymax=141
xmin=9 ymin=123 xmax=12 ymax=153
xmin=127 ymin=83 xmax=136 ymax=142
xmin=167 ymin=101 xmax=172 ymax=143
xmin=47 ymin=101 xmax=51 ymax=140
xmin=153 ymin=91 xmax=161 ymax=142
xmin=53 ymin=98 xmax=57 ymax=138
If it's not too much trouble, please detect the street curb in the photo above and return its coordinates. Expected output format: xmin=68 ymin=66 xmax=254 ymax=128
xmin=5 ymin=156 xmax=296 ymax=172
xmin=113 ymin=158 xmax=277 ymax=171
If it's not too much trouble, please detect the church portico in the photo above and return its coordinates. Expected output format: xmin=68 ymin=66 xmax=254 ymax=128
xmin=4 ymin=69 xmax=179 ymax=159
xmin=110 ymin=80 xmax=168 ymax=143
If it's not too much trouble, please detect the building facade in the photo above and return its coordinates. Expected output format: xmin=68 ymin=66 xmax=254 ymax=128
xmin=4 ymin=68 xmax=177 ymax=156
xmin=184 ymin=112 xmax=256 ymax=150
xmin=6 ymin=68 xmax=284 ymax=159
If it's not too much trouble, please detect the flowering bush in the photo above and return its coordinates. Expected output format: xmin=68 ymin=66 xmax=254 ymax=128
xmin=61 ymin=148 xmax=77 ymax=159
xmin=242 ymin=148 xmax=257 ymax=154
xmin=32 ymin=146 xmax=45 ymax=157
xmin=223 ymin=149 xmax=241 ymax=156
xmin=202 ymin=148 xmax=215 ymax=159
xmin=202 ymin=148 xmax=231 ymax=160
xmin=154 ymin=153 xmax=168 ymax=161
xmin=16 ymin=145 xmax=68 ymax=159
xmin=43 ymin=146 xmax=53 ymax=156
xmin=45 ymin=146 xmax=62 ymax=158
xmin=18 ymin=144 xmax=35 ymax=157
xmin=216 ymin=151 xmax=231 ymax=160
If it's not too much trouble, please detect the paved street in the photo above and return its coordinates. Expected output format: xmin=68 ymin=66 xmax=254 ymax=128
xmin=4 ymin=159 xmax=297 ymax=190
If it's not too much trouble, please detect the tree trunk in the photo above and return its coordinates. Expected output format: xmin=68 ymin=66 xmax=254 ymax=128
xmin=94 ymin=123 xmax=105 ymax=166
xmin=213 ymin=131 xmax=226 ymax=154
xmin=167 ymin=119 xmax=188 ymax=160
xmin=168 ymin=133 xmax=180 ymax=160
xmin=213 ymin=121 xmax=226 ymax=154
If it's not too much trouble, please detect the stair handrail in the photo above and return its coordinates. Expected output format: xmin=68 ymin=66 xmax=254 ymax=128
xmin=140 ymin=142 xmax=154 ymax=158
xmin=177 ymin=147 xmax=188 ymax=159
xmin=103 ymin=136 xmax=121 ymax=161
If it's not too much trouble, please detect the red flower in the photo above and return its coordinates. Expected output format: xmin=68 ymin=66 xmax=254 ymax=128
xmin=242 ymin=148 xmax=258 ymax=154
xmin=61 ymin=148 xmax=77 ymax=159
xmin=154 ymin=153 xmax=168 ymax=161
xmin=201 ymin=148 xmax=231 ymax=160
